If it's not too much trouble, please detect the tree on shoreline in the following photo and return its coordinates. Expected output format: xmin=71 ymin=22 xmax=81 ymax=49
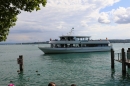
xmin=0 ymin=0 xmax=47 ymax=41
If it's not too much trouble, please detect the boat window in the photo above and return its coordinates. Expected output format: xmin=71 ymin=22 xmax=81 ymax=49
xmin=85 ymin=44 xmax=108 ymax=47
xmin=67 ymin=37 xmax=74 ymax=41
xmin=60 ymin=37 xmax=66 ymax=41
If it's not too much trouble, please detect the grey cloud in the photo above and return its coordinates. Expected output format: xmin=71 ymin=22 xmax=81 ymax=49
xmin=10 ymin=24 xmax=44 ymax=34
xmin=98 ymin=12 xmax=111 ymax=24
xmin=98 ymin=17 xmax=111 ymax=24
xmin=114 ymin=14 xmax=130 ymax=24
xmin=113 ymin=7 xmax=130 ymax=24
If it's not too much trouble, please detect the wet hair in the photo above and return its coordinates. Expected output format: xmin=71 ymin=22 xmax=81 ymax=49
xmin=10 ymin=81 xmax=13 ymax=83
xmin=48 ymin=82 xmax=55 ymax=86
xmin=71 ymin=84 xmax=76 ymax=86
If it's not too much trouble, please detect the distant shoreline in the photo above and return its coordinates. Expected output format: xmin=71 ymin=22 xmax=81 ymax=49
xmin=0 ymin=42 xmax=48 ymax=45
xmin=1 ymin=39 xmax=130 ymax=45
xmin=109 ymin=39 xmax=130 ymax=43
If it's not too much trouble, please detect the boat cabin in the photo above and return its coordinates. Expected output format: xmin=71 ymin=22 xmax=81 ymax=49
xmin=50 ymin=36 xmax=110 ymax=48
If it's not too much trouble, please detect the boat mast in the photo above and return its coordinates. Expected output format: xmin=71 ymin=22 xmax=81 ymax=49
xmin=67 ymin=27 xmax=74 ymax=36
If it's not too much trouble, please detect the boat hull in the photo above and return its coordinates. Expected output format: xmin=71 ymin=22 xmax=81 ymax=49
xmin=38 ymin=47 xmax=112 ymax=54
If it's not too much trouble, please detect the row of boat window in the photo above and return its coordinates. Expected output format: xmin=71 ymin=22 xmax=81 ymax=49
xmin=60 ymin=37 xmax=89 ymax=41
xmin=51 ymin=44 xmax=108 ymax=48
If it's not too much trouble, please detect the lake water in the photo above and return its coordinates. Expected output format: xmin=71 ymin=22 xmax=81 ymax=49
xmin=0 ymin=43 xmax=130 ymax=86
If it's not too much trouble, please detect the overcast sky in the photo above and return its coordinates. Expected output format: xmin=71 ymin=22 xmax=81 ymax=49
xmin=3 ymin=0 xmax=130 ymax=43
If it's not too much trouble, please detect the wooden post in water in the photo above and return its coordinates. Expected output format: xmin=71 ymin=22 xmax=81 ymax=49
xmin=127 ymin=48 xmax=130 ymax=68
xmin=122 ymin=48 xmax=126 ymax=75
xmin=111 ymin=49 xmax=114 ymax=69
xmin=17 ymin=55 xmax=23 ymax=72
xmin=118 ymin=53 xmax=119 ymax=60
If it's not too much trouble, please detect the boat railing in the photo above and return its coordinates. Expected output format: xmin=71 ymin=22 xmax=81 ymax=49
xmin=51 ymin=39 xmax=109 ymax=41
xmin=52 ymin=39 xmax=76 ymax=41
xmin=81 ymin=40 xmax=89 ymax=42
xmin=50 ymin=46 xmax=111 ymax=48
xmin=50 ymin=45 xmax=111 ymax=48
xmin=51 ymin=39 xmax=76 ymax=41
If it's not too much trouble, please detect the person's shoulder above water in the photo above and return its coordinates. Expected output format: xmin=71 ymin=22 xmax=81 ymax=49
xmin=71 ymin=84 xmax=76 ymax=86
xmin=8 ymin=81 xmax=15 ymax=86
xmin=8 ymin=83 xmax=14 ymax=86
xmin=48 ymin=82 xmax=56 ymax=86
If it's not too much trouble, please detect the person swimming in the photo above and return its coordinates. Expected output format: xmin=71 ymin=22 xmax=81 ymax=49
xmin=48 ymin=82 xmax=56 ymax=86
xmin=8 ymin=81 xmax=14 ymax=86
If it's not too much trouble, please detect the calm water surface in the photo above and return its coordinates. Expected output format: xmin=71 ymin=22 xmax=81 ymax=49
xmin=0 ymin=43 xmax=130 ymax=86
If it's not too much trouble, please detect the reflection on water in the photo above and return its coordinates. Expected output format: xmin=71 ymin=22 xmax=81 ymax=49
xmin=43 ymin=52 xmax=110 ymax=59
xmin=111 ymin=69 xmax=115 ymax=80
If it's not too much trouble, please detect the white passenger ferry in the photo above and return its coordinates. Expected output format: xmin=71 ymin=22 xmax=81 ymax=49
xmin=39 ymin=29 xmax=112 ymax=54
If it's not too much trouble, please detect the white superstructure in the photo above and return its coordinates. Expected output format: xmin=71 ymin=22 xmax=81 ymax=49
xmin=38 ymin=31 xmax=112 ymax=54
